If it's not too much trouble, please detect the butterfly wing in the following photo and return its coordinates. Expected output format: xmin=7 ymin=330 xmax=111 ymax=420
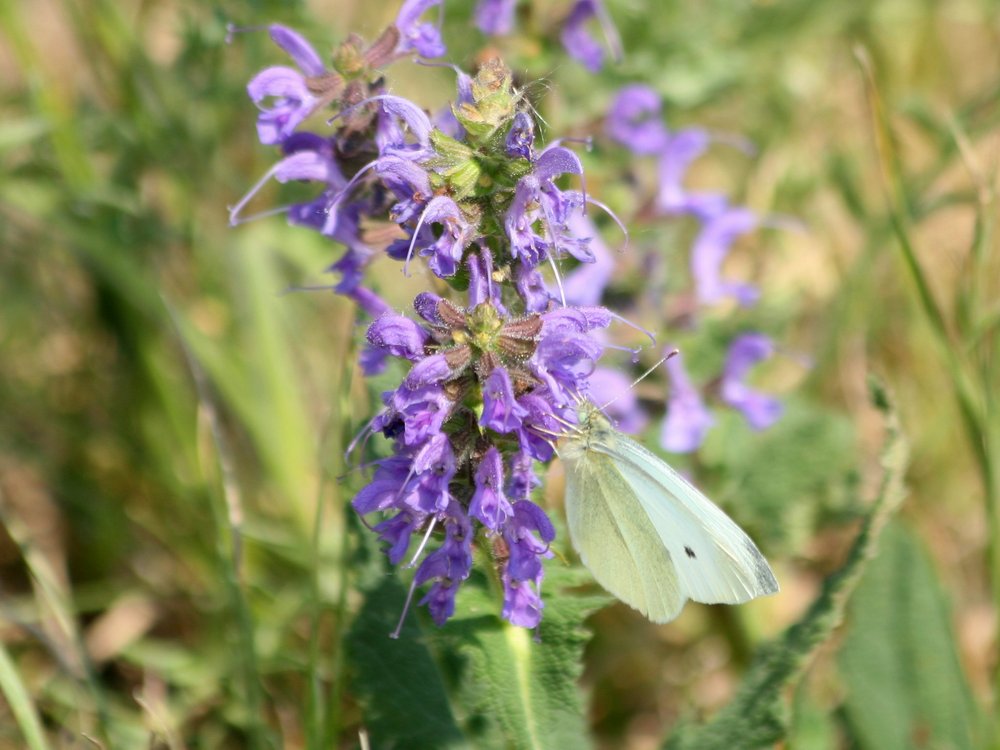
xmin=563 ymin=446 xmax=687 ymax=623
xmin=596 ymin=431 xmax=779 ymax=606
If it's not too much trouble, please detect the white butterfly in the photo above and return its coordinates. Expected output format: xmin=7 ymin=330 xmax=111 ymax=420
xmin=559 ymin=402 xmax=779 ymax=623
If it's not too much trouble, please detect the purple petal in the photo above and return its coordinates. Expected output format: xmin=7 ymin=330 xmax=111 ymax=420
xmin=563 ymin=214 xmax=615 ymax=306
xmin=367 ymin=314 xmax=429 ymax=359
xmin=720 ymin=333 xmax=782 ymax=430
xmin=534 ymin=146 xmax=584 ymax=182
xmin=502 ymin=570 xmax=544 ymax=628
xmin=268 ymin=24 xmax=326 ymax=77
xmin=469 ymin=447 xmax=514 ymax=531
xmin=660 ymin=352 xmax=714 ymax=453
xmin=481 ymin=367 xmax=529 ymax=433
xmin=561 ymin=0 xmax=605 ymax=72
xmin=396 ymin=0 xmax=446 ymax=58
xmin=475 ymin=0 xmax=517 ymax=35
xmin=691 ymin=206 xmax=759 ymax=306
xmin=247 ymin=66 xmax=319 ymax=144
xmin=606 ymin=84 xmax=669 ymax=155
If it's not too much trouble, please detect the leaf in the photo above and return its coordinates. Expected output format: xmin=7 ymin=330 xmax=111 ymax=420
xmin=346 ymin=575 xmax=466 ymax=750
xmin=702 ymin=399 xmax=859 ymax=551
xmin=665 ymin=378 xmax=909 ymax=750
xmin=435 ymin=563 xmax=611 ymax=750
xmin=838 ymin=522 xmax=980 ymax=749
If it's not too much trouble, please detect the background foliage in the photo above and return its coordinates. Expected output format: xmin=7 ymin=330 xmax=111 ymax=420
xmin=0 ymin=0 xmax=997 ymax=748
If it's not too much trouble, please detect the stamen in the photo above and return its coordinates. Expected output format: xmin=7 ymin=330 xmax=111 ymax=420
xmin=344 ymin=415 xmax=380 ymax=461
xmin=404 ymin=516 xmax=438 ymax=569
xmin=404 ymin=201 xmax=437 ymax=277
xmin=608 ymin=310 xmax=657 ymax=347
xmin=545 ymin=248 xmax=568 ymax=308
xmin=389 ymin=573 xmax=420 ymax=639
xmin=584 ymin=195 xmax=630 ymax=253
xmin=228 ymin=161 xmax=288 ymax=226
xmin=321 ymin=160 xmax=379 ymax=236
xmin=594 ymin=2 xmax=623 ymax=63
xmin=224 ymin=22 xmax=268 ymax=44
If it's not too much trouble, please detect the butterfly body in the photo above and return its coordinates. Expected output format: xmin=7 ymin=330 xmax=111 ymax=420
xmin=559 ymin=403 xmax=779 ymax=623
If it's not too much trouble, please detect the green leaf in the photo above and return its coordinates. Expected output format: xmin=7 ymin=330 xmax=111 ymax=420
xmin=436 ymin=563 xmax=611 ymax=750
xmin=838 ymin=522 xmax=980 ymax=749
xmin=666 ymin=379 xmax=909 ymax=750
xmin=346 ymin=576 xmax=466 ymax=750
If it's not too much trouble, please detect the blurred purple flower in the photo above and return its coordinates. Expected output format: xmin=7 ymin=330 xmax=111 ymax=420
xmin=415 ymin=502 xmax=473 ymax=624
xmin=563 ymin=213 xmax=615 ymax=306
xmin=660 ymin=352 xmax=714 ymax=453
xmin=475 ymin=0 xmax=518 ymax=35
xmin=395 ymin=0 xmax=446 ymax=58
xmin=691 ymin=205 xmax=760 ymax=307
xmin=561 ymin=0 xmax=621 ymax=72
xmin=606 ymin=85 xmax=669 ymax=155
xmin=720 ymin=333 xmax=783 ymax=430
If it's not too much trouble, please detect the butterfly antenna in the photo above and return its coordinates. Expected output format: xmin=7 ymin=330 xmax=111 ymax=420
xmin=598 ymin=349 xmax=679 ymax=412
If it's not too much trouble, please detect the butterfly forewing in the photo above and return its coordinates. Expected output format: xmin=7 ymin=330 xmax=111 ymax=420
xmin=592 ymin=430 xmax=779 ymax=605
xmin=563 ymin=449 xmax=686 ymax=623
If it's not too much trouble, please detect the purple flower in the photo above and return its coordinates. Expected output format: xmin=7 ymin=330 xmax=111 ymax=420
xmin=690 ymin=206 xmax=760 ymax=306
xmin=374 ymin=511 xmax=423 ymax=565
xmin=720 ymin=333 xmax=782 ymax=430
xmin=389 ymin=383 xmax=454 ymax=447
xmin=505 ymin=176 xmax=550 ymax=267
xmin=467 ymin=250 xmax=507 ymax=313
xmin=377 ymin=155 xmax=432 ymax=224
xmin=654 ymin=128 xmax=729 ymax=217
xmin=506 ymin=449 xmax=540 ymax=500
xmin=500 ymin=500 xmax=555 ymax=628
xmin=515 ymin=264 xmax=553 ymax=313
xmin=352 ymin=455 xmax=413 ymax=515
xmin=367 ymin=314 xmax=429 ymax=360
xmin=505 ymin=111 xmax=535 ymax=160
xmin=246 ymin=26 xmax=329 ymax=145
xmin=505 ymin=147 xmax=588 ymax=268
xmin=606 ymin=85 xmax=669 ymax=155
xmin=395 ymin=0 xmax=446 ymax=59
xmin=408 ymin=196 xmax=472 ymax=277
xmin=560 ymin=0 xmax=621 ymax=73
xmin=501 ymin=569 xmax=545 ymax=628
xmin=660 ymin=352 xmax=714 ymax=453
xmin=415 ymin=503 xmax=473 ymax=625
xmin=470 ymin=447 xmax=514 ymax=531
xmin=475 ymin=0 xmax=518 ymax=35
xmin=563 ymin=213 xmax=615 ymax=306
xmin=481 ymin=367 xmax=529 ymax=433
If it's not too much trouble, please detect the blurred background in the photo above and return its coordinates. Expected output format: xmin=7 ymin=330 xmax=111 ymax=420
xmin=0 ymin=0 xmax=997 ymax=747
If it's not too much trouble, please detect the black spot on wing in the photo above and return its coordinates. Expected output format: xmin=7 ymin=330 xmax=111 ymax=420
xmin=684 ymin=546 xmax=696 ymax=559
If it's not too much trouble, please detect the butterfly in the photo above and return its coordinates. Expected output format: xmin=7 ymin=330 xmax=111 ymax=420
xmin=559 ymin=402 xmax=779 ymax=623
